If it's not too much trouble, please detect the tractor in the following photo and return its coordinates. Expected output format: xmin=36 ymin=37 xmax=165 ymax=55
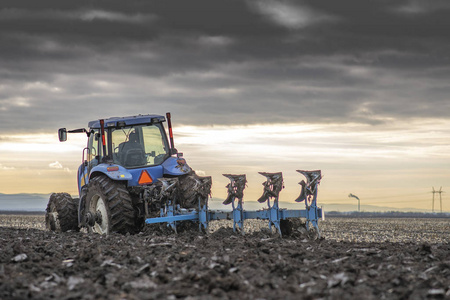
xmin=46 ymin=113 xmax=324 ymax=237
xmin=46 ymin=113 xmax=210 ymax=234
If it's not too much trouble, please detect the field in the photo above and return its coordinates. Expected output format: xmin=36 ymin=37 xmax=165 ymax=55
xmin=1 ymin=215 xmax=449 ymax=299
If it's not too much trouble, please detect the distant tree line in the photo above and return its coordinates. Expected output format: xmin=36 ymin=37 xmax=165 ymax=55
xmin=0 ymin=210 xmax=45 ymax=215
xmin=325 ymin=211 xmax=450 ymax=218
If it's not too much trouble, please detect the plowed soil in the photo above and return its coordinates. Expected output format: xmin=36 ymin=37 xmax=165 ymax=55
xmin=1 ymin=217 xmax=449 ymax=299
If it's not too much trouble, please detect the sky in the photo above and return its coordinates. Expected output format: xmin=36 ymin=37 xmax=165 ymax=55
xmin=1 ymin=0 xmax=449 ymax=211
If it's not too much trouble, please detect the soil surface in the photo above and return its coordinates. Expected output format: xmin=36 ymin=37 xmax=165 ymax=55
xmin=1 ymin=218 xmax=449 ymax=299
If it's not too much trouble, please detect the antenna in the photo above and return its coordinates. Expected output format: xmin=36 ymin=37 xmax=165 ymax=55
xmin=431 ymin=187 xmax=444 ymax=213
xmin=348 ymin=193 xmax=360 ymax=212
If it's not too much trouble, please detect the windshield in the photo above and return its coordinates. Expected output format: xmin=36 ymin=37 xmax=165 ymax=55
xmin=111 ymin=124 xmax=169 ymax=168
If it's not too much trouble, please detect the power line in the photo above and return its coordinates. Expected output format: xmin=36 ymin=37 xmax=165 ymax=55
xmin=343 ymin=193 xmax=428 ymax=204
xmin=361 ymin=192 xmax=428 ymax=201
xmin=364 ymin=199 xmax=427 ymax=204
xmin=332 ymin=199 xmax=429 ymax=205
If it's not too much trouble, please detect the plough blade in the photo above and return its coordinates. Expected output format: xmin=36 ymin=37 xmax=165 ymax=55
xmin=257 ymin=172 xmax=284 ymax=203
xmin=296 ymin=170 xmax=322 ymax=204
xmin=221 ymin=174 xmax=246 ymax=232
xmin=145 ymin=170 xmax=323 ymax=238
xmin=296 ymin=170 xmax=322 ymax=236
xmin=222 ymin=174 xmax=246 ymax=205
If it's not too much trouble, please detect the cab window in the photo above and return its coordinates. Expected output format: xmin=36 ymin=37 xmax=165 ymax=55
xmin=111 ymin=124 xmax=169 ymax=167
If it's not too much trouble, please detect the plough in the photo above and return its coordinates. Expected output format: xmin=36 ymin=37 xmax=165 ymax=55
xmin=146 ymin=170 xmax=324 ymax=238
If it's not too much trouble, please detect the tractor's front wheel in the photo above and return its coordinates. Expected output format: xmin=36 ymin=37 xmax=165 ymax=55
xmin=45 ymin=193 xmax=79 ymax=232
xmin=85 ymin=175 xmax=136 ymax=235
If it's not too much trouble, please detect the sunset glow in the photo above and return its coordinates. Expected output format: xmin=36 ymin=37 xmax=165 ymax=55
xmin=1 ymin=118 xmax=448 ymax=211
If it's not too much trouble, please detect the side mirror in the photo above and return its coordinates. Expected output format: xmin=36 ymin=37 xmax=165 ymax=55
xmin=58 ymin=128 xmax=67 ymax=142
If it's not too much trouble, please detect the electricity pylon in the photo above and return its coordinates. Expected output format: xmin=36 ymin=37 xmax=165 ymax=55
xmin=431 ymin=187 xmax=444 ymax=213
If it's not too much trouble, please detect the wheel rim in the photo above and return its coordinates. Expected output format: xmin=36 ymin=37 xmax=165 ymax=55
xmin=90 ymin=194 xmax=109 ymax=234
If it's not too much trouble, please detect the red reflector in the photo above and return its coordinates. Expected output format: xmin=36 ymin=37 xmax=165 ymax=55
xmin=138 ymin=170 xmax=153 ymax=185
xmin=107 ymin=166 xmax=119 ymax=172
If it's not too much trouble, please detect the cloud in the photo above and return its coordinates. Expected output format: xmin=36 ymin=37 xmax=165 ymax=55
xmin=198 ymin=36 xmax=234 ymax=47
xmin=392 ymin=0 xmax=450 ymax=15
xmin=49 ymin=161 xmax=63 ymax=169
xmin=0 ymin=97 xmax=31 ymax=110
xmin=0 ymin=164 xmax=15 ymax=170
xmin=0 ymin=7 xmax=155 ymax=24
xmin=248 ymin=0 xmax=337 ymax=29
xmin=0 ymin=0 xmax=449 ymax=135
xmin=194 ymin=170 xmax=206 ymax=176
xmin=48 ymin=161 xmax=71 ymax=173
xmin=78 ymin=9 xmax=156 ymax=24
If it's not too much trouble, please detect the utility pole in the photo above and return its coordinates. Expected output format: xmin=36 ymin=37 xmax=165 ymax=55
xmin=348 ymin=193 xmax=360 ymax=212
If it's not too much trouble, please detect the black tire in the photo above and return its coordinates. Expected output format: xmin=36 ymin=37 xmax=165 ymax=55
xmin=280 ymin=219 xmax=294 ymax=236
xmin=45 ymin=193 xmax=79 ymax=232
xmin=85 ymin=175 xmax=136 ymax=235
xmin=178 ymin=172 xmax=212 ymax=208
xmin=280 ymin=218 xmax=308 ymax=238
xmin=178 ymin=172 xmax=199 ymax=208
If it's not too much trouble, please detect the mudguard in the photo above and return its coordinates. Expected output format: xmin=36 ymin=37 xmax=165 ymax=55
xmin=90 ymin=164 xmax=133 ymax=181
xmin=162 ymin=156 xmax=192 ymax=176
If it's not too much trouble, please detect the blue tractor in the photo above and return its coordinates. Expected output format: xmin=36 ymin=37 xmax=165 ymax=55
xmin=45 ymin=113 xmax=211 ymax=234
xmin=46 ymin=113 xmax=324 ymax=237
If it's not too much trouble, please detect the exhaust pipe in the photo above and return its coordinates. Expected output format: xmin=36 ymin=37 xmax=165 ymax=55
xmin=166 ymin=112 xmax=176 ymax=155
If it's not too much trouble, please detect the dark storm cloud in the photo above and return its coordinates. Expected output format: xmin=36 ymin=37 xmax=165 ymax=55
xmin=1 ymin=0 xmax=449 ymax=132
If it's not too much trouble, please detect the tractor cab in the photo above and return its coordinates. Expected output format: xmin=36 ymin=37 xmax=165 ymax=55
xmin=58 ymin=113 xmax=191 ymax=195
xmin=87 ymin=116 xmax=170 ymax=169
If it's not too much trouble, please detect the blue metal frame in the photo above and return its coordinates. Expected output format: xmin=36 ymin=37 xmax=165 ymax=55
xmin=145 ymin=195 xmax=323 ymax=237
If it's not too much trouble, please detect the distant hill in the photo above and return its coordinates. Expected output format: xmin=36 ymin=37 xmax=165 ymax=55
xmin=209 ymin=198 xmax=447 ymax=213
xmin=0 ymin=193 xmax=50 ymax=212
xmin=0 ymin=194 xmax=447 ymax=214
xmin=317 ymin=203 xmax=435 ymax=213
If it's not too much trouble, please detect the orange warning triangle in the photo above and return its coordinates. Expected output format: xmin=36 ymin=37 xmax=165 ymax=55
xmin=138 ymin=170 xmax=153 ymax=185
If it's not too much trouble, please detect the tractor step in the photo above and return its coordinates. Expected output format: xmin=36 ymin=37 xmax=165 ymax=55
xmin=144 ymin=170 xmax=323 ymax=237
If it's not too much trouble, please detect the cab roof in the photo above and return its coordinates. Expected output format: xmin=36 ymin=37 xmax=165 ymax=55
xmin=88 ymin=114 xmax=166 ymax=129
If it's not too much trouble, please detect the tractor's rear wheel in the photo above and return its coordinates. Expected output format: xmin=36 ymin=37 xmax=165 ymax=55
xmin=45 ymin=193 xmax=79 ymax=232
xmin=85 ymin=175 xmax=136 ymax=235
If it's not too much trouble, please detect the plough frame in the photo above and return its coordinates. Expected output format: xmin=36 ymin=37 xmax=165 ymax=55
xmin=145 ymin=170 xmax=324 ymax=237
